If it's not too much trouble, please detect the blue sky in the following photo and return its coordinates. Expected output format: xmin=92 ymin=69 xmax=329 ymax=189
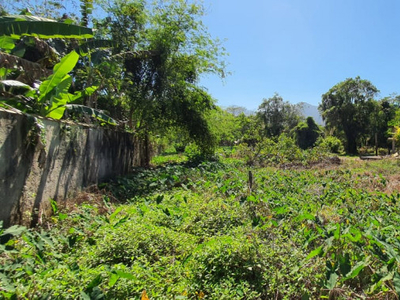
xmin=200 ymin=0 xmax=400 ymax=110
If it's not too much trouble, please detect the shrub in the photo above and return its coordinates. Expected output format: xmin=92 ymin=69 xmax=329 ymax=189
xmin=186 ymin=233 xmax=265 ymax=298
xmin=316 ymin=136 xmax=344 ymax=154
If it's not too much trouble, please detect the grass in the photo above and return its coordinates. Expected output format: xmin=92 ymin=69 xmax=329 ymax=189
xmin=2 ymin=155 xmax=400 ymax=299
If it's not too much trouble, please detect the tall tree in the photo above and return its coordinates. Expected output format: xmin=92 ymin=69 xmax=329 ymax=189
xmin=293 ymin=116 xmax=321 ymax=149
xmin=320 ymin=77 xmax=379 ymax=154
xmin=257 ymin=93 xmax=301 ymax=138
xmin=207 ymin=107 xmax=241 ymax=146
xmin=368 ymin=98 xmax=396 ymax=154
xmin=95 ymin=0 xmax=226 ymax=164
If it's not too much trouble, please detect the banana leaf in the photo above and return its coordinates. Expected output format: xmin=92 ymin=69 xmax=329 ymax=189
xmin=0 ymin=15 xmax=93 ymax=39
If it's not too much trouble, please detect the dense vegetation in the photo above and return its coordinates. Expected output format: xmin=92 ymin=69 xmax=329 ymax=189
xmin=0 ymin=0 xmax=227 ymax=164
xmin=3 ymin=1 xmax=400 ymax=299
xmin=2 ymin=150 xmax=400 ymax=299
xmin=2 ymin=0 xmax=400 ymax=159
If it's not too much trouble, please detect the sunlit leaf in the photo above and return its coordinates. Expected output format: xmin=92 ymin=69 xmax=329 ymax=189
xmin=2 ymin=225 xmax=27 ymax=236
xmin=108 ymin=273 xmax=119 ymax=287
xmin=39 ymin=51 xmax=79 ymax=102
xmin=343 ymin=261 xmax=365 ymax=280
xmin=0 ymin=15 xmax=93 ymax=39
xmin=0 ymin=80 xmax=32 ymax=89
xmin=306 ymin=246 xmax=323 ymax=260
xmin=0 ymin=36 xmax=16 ymax=51
xmin=325 ymin=273 xmax=338 ymax=290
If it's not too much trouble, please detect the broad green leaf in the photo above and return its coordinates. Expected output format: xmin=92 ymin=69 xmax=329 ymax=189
xmin=0 ymin=15 xmax=56 ymax=23
xmin=44 ymin=75 xmax=73 ymax=119
xmin=39 ymin=51 xmax=79 ymax=102
xmin=394 ymin=271 xmax=400 ymax=296
xmin=0 ymin=15 xmax=93 ymax=39
xmin=115 ymin=270 xmax=136 ymax=280
xmin=306 ymin=246 xmax=323 ymax=260
xmin=1 ymin=225 xmax=27 ymax=236
xmin=333 ymin=224 xmax=340 ymax=240
xmin=84 ymin=86 xmax=99 ymax=96
xmin=109 ymin=273 xmax=119 ymax=287
xmin=0 ymin=67 xmax=6 ymax=77
xmin=46 ymin=103 xmax=67 ymax=119
xmin=343 ymin=261 xmax=365 ymax=280
xmin=380 ymin=271 xmax=394 ymax=282
xmin=296 ymin=213 xmax=315 ymax=222
xmin=0 ymin=80 xmax=32 ymax=89
xmin=89 ymin=287 xmax=104 ymax=300
xmin=67 ymin=86 xmax=98 ymax=104
xmin=374 ymin=235 xmax=400 ymax=263
xmin=344 ymin=227 xmax=362 ymax=242
xmin=113 ymin=215 xmax=129 ymax=228
xmin=325 ymin=273 xmax=338 ymax=290
xmin=0 ymin=36 xmax=16 ymax=51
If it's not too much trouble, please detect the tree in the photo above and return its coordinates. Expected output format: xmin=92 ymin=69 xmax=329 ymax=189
xmin=293 ymin=116 xmax=321 ymax=149
xmin=207 ymin=107 xmax=241 ymax=146
xmin=1 ymin=0 xmax=227 ymax=165
xmin=93 ymin=0 xmax=226 ymax=164
xmin=367 ymin=98 xmax=396 ymax=154
xmin=320 ymin=77 xmax=379 ymax=154
xmin=257 ymin=93 xmax=301 ymax=138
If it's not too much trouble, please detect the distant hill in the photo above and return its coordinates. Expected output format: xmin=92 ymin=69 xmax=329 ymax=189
xmin=297 ymin=102 xmax=324 ymax=125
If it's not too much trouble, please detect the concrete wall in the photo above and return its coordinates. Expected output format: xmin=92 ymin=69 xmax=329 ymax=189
xmin=0 ymin=108 xmax=135 ymax=227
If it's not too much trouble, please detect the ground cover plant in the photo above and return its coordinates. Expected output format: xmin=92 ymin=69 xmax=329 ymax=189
xmin=2 ymin=155 xmax=400 ymax=299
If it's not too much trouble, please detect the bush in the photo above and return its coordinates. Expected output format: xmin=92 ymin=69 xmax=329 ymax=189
xmin=184 ymin=143 xmax=216 ymax=163
xmin=186 ymin=233 xmax=265 ymax=298
xmin=316 ymin=136 xmax=344 ymax=154
xmin=234 ymin=134 xmax=338 ymax=167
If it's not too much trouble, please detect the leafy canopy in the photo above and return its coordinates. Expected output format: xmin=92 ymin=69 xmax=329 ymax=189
xmin=320 ymin=76 xmax=379 ymax=154
xmin=257 ymin=93 xmax=302 ymax=138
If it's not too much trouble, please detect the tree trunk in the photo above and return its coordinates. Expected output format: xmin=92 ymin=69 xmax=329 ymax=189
xmin=345 ymin=130 xmax=358 ymax=155
xmin=143 ymin=133 xmax=151 ymax=167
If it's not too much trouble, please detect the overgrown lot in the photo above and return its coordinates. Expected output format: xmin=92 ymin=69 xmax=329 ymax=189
xmin=2 ymin=157 xmax=400 ymax=299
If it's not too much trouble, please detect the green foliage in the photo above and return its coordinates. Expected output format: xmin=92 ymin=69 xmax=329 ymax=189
xmin=0 ymin=49 xmax=117 ymax=125
xmin=235 ymin=133 xmax=338 ymax=167
xmin=320 ymin=76 xmax=379 ymax=154
xmin=257 ymin=93 xmax=302 ymax=138
xmin=0 ymin=14 xmax=117 ymax=126
xmin=2 ymin=159 xmax=400 ymax=298
xmin=317 ymin=136 xmax=345 ymax=154
xmin=0 ymin=15 xmax=93 ymax=39
xmin=207 ymin=107 xmax=242 ymax=146
xmin=367 ymin=98 xmax=396 ymax=152
xmin=91 ymin=0 xmax=226 ymax=163
xmin=293 ymin=116 xmax=321 ymax=149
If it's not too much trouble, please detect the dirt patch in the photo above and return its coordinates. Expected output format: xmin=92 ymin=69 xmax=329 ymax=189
xmin=384 ymin=174 xmax=400 ymax=194
xmin=279 ymin=156 xmax=341 ymax=170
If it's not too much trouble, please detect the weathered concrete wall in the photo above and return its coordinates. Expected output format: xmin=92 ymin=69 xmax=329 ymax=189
xmin=0 ymin=108 xmax=135 ymax=227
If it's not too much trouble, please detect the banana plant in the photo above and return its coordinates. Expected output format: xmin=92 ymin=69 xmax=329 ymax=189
xmin=0 ymin=15 xmax=93 ymax=41
xmin=1 ymin=50 xmax=116 ymax=125
xmin=0 ymin=13 xmax=116 ymax=125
